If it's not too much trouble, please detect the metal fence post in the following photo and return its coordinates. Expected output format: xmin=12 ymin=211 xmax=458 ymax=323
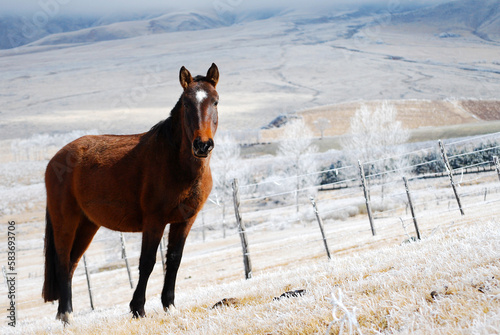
xmin=120 ymin=232 xmax=134 ymax=288
xmin=82 ymin=254 xmax=94 ymax=310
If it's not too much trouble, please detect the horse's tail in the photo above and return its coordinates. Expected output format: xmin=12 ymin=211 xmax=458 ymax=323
xmin=42 ymin=208 xmax=59 ymax=302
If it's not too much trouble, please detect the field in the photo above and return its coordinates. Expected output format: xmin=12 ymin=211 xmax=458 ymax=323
xmin=261 ymin=99 xmax=500 ymax=142
xmin=1 ymin=2 xmax=500 ymax=333
xmin=1 ymin=133 xmax=499 ymax=334
xmin=252 ymin=99 xmax=500 ymax=155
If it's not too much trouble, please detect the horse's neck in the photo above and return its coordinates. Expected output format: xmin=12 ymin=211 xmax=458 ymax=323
xmin=142 ymin=122 xmax=209 ymax=183
xmin=178 ymin=145 xmax=211 ymax=181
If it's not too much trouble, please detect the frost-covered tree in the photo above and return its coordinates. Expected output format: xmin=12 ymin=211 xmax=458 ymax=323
xmin=341 ymin=101 xmax=410 ymax=191
xmin=277 ymin=119 xmax=319 ymax=213
xmin=314 ymin=117 xmax=331 ymax=139
xmin=211 ymin=134 xmax=243 ymax=237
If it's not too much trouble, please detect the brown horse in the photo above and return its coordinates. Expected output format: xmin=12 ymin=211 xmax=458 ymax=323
xmin=42 ymin=63 xmax=219 ymax=323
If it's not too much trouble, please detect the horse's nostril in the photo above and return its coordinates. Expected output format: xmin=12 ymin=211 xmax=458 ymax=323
xmin=206 ymin=139 xmax=214 ymax=152
xmin=193 ymin=138 xmax=214 ymax=156
xmin=193 ymin=138 xmax=202 ymax=149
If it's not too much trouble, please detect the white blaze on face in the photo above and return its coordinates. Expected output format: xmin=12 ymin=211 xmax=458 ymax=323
xmin=196 ymin=89 xmax=208 ymax=104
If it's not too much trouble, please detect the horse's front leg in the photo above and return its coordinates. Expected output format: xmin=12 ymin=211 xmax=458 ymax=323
xmin=130 ymin=222 xmax=165 ymax=318
xmin=161 ymin=218 xmax=195 ymax=310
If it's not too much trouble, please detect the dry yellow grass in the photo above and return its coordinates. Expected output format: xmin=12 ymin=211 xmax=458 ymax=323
xmin=260 ymin=99 xmax=500 ymax=141
xmin=6 ymin=216 xmax=498 ymax=335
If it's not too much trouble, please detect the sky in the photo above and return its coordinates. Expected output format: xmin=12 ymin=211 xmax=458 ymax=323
xmin=1 ymin=0 xmax=451 ymax=15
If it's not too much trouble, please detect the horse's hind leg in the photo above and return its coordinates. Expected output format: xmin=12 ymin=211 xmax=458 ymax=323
xmin=58 ymin=216 xmax=99 ymax=322
xmin=69 ymin=217 xmax=99 ymax=277
xmin=50 ymin=211 xmax=97 ymax=323
xmin=47 ymin=209 xmax=80 ymax=323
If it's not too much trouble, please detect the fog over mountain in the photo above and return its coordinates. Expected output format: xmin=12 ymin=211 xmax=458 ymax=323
xmin=1 ymin=0 xmax=450 ymax=15
xmin=0 ymin=0 xmax=458 ymax=49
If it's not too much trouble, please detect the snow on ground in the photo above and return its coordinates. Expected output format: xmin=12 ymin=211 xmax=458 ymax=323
xmin=1 ymin=210 xmax=498 ymax=334
xmin=0 ymin=153 xmax=499 ymax=334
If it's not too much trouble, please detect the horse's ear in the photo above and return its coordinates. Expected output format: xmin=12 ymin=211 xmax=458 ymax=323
xmin=179 ymin=66 xmax=193 ymax=90
xmin=206 ymin=63 xmax=219 ymax=88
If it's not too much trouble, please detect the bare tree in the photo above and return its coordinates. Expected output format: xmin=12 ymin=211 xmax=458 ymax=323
xmin=277 ymin=119 xmax=319 ymax=214
xmin=314 ymin=117 xmax=331 ymax=139
xmin=341 ymin=101 xmax=410 ymax=197
xmin=211 ymin=134 xmax=243 ymax=237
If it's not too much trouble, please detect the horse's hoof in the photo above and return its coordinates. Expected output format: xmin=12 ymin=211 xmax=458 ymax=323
xmin=131 ymin=310 xmax=146 ymax=319
xmin=163 ymin=305 xmax=177 ymax=314
xmin=56 ymin=312 xmax=73 ymax=324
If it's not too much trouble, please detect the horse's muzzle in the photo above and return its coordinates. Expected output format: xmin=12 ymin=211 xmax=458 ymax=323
xmin=193 ymin=138 xmax=214 ymax=158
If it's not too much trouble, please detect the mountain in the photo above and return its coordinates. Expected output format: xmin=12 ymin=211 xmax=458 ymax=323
xmin=0 ymin=11 xmax=228 ymax=50
xmin=28 ymin=12 xmax=232 ymax=47
xmin=390 ymin=0 xmax=500 ymax=41
xmin=1 ymin=1 xmax=499 ymax=140
xmin=0 ymin=9 xmax=269 ymax=50
xmin=3 ymin=1 xmax=498 ymax=50
xmin=0 ymin=15 xmax=98 ymax=49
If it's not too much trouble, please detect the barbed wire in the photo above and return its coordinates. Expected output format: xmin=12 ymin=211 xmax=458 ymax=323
xmin=239 ymin=164 xmax=357 ymax=190
xmin=445 ymin=131 xmax=500 ymax=146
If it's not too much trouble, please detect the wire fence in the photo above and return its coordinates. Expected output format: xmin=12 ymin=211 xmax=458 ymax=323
xmin=1 ymin=134 xmax=499 ymax=320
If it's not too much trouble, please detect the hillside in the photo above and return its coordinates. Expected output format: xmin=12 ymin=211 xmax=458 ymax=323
xmin=295 ymin=99 xmax=500 ymax=138
xmin=27 ymin=12 xmax=232 ymax=47
xmin=0 ymin=1 xmax=499 ymax=141
xmin=390 ymin=0 xmax=500 ymax=41
xmin=0 ymin=13 xmax=156 ymax=50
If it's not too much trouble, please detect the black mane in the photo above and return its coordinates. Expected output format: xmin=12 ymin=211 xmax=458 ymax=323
xmin=147 ymin=99 xmax=182 ymax=147
xmin=193 ymin=74 xmax=216 ymax=86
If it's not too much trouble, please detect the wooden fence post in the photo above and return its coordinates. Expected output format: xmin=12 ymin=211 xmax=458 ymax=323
xmin=232 ymin=178 xmax=252 ymax=280
xmin=120 ymin=232 xmax=134 ymax=288
xmin=438 ymin=140 xmax=464 ymax=215
xmin=82 ymin=254 xmax=94 ymax=310
xmin=494 ymin=156 xmax=500 ymax=182
xmin=309 ymin=197 xmax=331 ymax=259
xmin=402 ymin=176 xmax=421 ymax=240
xmin=358 ymin=160 xmax=376 ymax=236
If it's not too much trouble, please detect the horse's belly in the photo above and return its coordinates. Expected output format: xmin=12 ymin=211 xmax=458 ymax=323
xmin=81 ymin=200 xmax=143 ymax=232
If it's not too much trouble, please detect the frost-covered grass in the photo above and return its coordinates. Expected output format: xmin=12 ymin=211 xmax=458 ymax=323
xmin=4 ymin=217 xmax=498 ymax=335
xmin=1 ymin=130 xmax=499 ymax=334
xmin=0 ymin=161 xmax=46 ymax=216
xmin=10 ymin=130 xmax=99 ymax=162
xmin=0 ymin=131 xmax=98 ymax=216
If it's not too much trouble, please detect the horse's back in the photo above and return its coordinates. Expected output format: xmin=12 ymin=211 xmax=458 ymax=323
xmin=46 ymin=134 xmax=142 ymax=185
xmin=45 ymin=134 xmax=145 ymax=231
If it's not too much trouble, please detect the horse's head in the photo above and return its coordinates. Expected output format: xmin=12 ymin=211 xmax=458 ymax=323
xmin=179 ymin=63 xmax=219 ymax=159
